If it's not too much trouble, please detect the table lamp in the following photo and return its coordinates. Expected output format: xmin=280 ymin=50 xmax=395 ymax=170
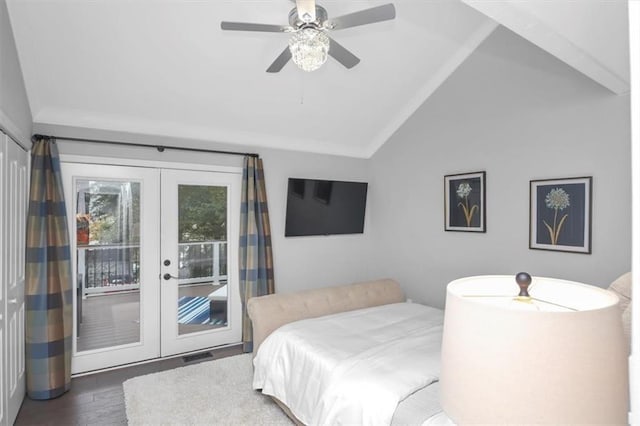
xmin=440 ymin=273 xmax=629 ymax=424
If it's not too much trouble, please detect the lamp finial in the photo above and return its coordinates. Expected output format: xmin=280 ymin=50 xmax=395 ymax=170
xmin=515 ymin=272 xmax=532 ymax=301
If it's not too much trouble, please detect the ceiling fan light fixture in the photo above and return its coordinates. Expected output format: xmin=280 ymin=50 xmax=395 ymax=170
xmin=288 ymin=28 xmax=330 ymax=72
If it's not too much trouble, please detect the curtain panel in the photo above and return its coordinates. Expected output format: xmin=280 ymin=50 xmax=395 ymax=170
xmin=25 ymin=139 xmax=73 ymax=400
xmin=239 ymin=156 xmax=274 ymax=352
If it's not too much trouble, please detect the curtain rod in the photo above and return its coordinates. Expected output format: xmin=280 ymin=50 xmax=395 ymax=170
xmin=31 ymin=134 xmax=259 ymax=158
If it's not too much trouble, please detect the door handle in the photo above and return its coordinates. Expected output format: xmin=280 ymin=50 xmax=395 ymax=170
xmin=8 ymin=298 xmax=17 ymax=305
xmin=163 ymin=273 xmax=178 ymax=281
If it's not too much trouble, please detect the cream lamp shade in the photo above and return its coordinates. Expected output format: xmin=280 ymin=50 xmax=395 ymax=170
xmin=440 ymin=274 xmax=629 ymax=425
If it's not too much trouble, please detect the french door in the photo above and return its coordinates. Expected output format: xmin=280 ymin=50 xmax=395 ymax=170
xmin=160 ymin=170 xmax=241 ymax=356
xmin=62 ymin=163 xmax=241 ymax=374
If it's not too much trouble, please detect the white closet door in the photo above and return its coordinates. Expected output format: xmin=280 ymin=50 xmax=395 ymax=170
xmin=0 ymin=133 xmax=27 ymax=426
xmin=0 ymin=132 xmax=7 ymax=426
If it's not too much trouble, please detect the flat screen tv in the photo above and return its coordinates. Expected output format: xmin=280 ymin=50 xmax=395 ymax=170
xmin=285 ymin=178 xmax=368 ymax=237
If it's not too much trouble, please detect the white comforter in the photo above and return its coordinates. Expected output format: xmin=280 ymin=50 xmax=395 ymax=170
xmin=253 ymin=302 xmax=444 ymax=426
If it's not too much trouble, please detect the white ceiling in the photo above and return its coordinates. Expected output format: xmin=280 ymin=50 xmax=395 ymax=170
xmin=6 ymin=0 xmax=630 ymax=158
xmin=461 ymin=0 xmax=630 ymax=94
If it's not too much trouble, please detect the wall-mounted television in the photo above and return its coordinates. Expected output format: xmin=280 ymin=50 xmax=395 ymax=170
xmin=285 ymin=178 xmax=368 ymax=237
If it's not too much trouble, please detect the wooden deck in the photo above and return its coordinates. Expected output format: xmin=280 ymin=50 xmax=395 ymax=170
xmin=77 ymin=292 xmax=140 ymax=352
xmin=77 ymin=283 xmax=227 ymax=352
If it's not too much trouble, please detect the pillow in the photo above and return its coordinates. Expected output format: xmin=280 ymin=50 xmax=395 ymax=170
xmin=608 ymin=272 xmax=631 ymax=313
xmin=608 ymin=272 xmax=632 ymax=351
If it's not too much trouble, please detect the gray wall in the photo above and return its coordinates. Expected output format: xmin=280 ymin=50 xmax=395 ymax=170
xmin=0 ymin=0 xmax=31 ymax=146
xmin=368 ymin=26 xmax=632 ymax=308
xmin=56 ymin=139 xmax=372 ymax=295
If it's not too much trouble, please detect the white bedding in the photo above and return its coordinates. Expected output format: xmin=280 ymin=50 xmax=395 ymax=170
xmin=392 ymin=382 xmax=443 ymax=425
xmin=253 ymin=302 xmax=444 ymax=425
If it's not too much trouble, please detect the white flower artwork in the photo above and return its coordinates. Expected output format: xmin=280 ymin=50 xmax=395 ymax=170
xmin=543 ymin=187 xmax=570 ymax=245
xmin=456 ymin=182 xmax=477 ymax=227
xmin=529 ymin=177 xmax=592 ymax=254
xmin=545 ymin=188 xmax=570 ymax=211
xmin=445 ymin=172 xmax=486 ymax=232
xmin=456 ymin=182 xmax=472 ymax=199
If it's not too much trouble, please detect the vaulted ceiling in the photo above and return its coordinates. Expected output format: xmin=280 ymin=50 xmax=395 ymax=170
xmin=6 ymin=0 xmax=630 ymax=158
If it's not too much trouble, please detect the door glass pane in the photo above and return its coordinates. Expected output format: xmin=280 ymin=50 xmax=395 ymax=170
xmin=177 ymin=184 xmax=228 ymax=335
xmin=75 ymin=180 xmax=141 ymax=351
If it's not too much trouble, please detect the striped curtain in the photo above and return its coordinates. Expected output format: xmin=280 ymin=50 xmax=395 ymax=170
xmin=239 ymin=156 xmax=274 ymax=353
xmin=25 ymin=138 xmax=73 ymax=400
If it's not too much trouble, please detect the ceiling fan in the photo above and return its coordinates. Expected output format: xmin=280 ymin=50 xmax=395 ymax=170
xmin=220 ymin=0 xmax=396 ymax=73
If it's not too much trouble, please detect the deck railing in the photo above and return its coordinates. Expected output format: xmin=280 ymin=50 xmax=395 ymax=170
xmin=77 ymin=241 xmax=227 ymax=296
xmin=178 ymin=241 xmax=228 ymax=285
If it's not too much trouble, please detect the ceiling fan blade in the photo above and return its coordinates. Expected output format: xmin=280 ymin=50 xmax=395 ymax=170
xmin=266 ymin=46 xmax=292 ymax=73
xmin=295 ymin=0 xmax=317 ymax=22
xmin=328 ymin=38 xmax=360 ymax=69
xmin=328 ymin=4 xmax=396 ymax=31
xmin=221 ymin=21 xmax=289 ymax=33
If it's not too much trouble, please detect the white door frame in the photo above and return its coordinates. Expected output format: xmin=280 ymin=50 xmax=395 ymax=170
xmin=159 ymin=169 xmax=242 ymax=356
xmin=629 ymin=2 xmax=639 ymax=422
xmin=62 ymin=163 xmax=161 ymax=374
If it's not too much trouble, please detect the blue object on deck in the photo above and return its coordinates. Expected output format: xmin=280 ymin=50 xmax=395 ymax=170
xmin=177 ymin=296 xmax=211 ymax=325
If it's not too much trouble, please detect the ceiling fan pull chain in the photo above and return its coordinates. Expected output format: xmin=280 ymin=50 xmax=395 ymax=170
xmin=299 ymin=71 xmax=305 ymax=105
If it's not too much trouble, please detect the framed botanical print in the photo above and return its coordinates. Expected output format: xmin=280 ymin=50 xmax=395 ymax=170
xmin=444 ymin=171 xmax=486 ymax=232
xmin=529 ymin=176 xmax=592 ymax=253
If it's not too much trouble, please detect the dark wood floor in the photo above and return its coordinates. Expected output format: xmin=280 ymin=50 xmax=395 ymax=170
xmin=14 ymin=344 xmax=244 ymax=425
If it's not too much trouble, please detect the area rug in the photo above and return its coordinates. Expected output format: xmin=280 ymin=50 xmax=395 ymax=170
xmin=123 ymin=353 xmax=291 ymax=425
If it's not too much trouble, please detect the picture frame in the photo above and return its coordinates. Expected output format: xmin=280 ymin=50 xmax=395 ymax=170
xmin=444 ymin=171 xmax=486 ymax=232
xmin=529 ymin=176 xmax=592 ymax=253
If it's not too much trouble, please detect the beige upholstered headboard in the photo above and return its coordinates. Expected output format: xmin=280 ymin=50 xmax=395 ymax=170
xmin=247 ymin=278 xmax=404 ymax=355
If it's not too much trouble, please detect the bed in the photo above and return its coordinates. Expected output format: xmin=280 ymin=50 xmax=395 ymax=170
xmin=247 ymin=279 xmax=446 ymax=425
xmin=247 ymin=274 xmax=632 ymax=425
